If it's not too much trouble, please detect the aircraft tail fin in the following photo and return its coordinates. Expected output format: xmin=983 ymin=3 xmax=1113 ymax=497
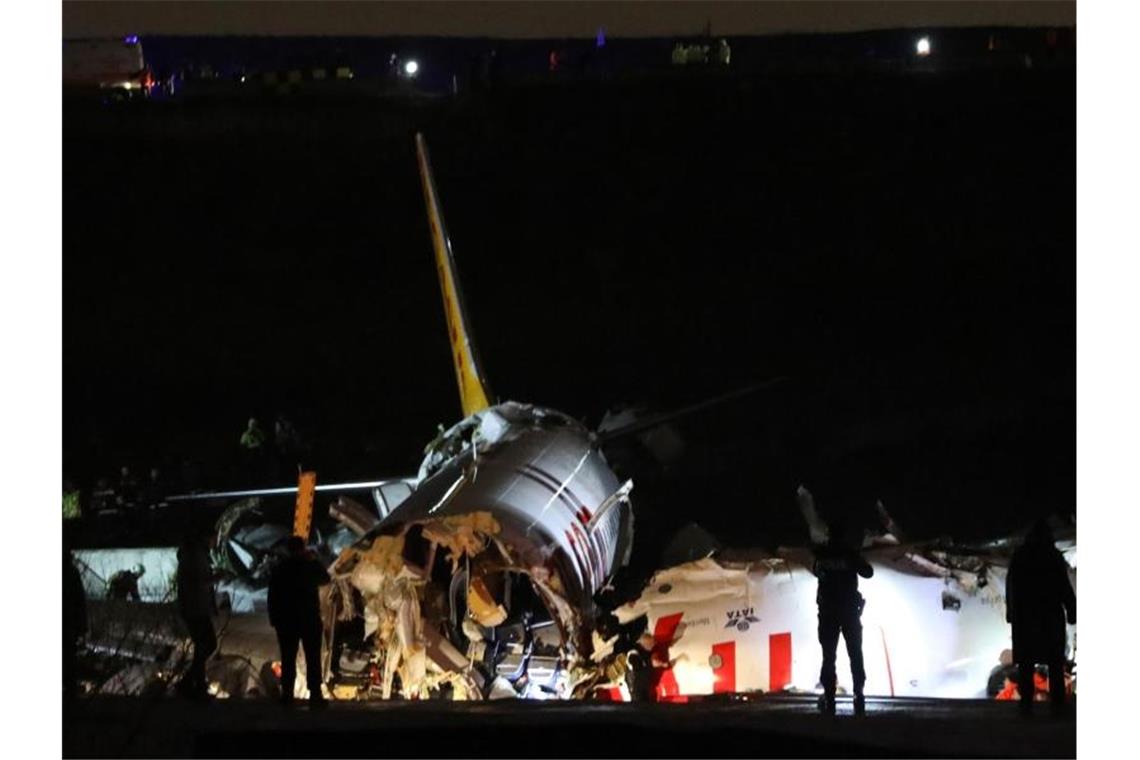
xmin=415 ymin=133 xmax=493 ymax=417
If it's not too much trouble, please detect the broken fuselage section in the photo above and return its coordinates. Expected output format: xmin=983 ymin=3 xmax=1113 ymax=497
xmin=331 ymin=401 xmax=634 ymax=699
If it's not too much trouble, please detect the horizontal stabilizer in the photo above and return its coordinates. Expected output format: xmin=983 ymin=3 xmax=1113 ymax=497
xmin=166 ymin=479 xmax=415 ymax=503
xmin=596 ymin=377 xmax=787 ymax=443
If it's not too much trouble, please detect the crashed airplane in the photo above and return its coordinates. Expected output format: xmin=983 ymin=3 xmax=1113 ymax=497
xmin=132 ymin=134 xmax=640 ymax=700
xmin=300 ymin=135 xmax=640 ymax=699
xmin=73 ymin=134 xmax=1075 ymax=703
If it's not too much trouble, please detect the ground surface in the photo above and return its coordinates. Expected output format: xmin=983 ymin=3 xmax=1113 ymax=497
xmin=64 ymin=694 xmax=1075 ymax=758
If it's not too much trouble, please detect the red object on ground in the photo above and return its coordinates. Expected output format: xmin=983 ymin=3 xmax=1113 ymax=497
xmin=996 ymin=680 xmax=1018 ymax=700
xmin=1033 ymin=672 xmax=1050 ymax=701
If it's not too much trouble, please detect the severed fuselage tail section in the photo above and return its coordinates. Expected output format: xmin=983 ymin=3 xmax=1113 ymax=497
xmin=415 ymin=133 xmax=493 ymax=417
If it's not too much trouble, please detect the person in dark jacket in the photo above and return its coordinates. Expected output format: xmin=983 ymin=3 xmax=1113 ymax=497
xmin=812 ymin=517 xmax=874 ymax=716
xmin=176 ymin=530 xmax=217 ymax=699
xmin=63 ymin=549 xmax=88 ymax=700
xmin=987 ymin=648 xmax=1019 ymax=698
xmin=1006 ymin=519 xmax=1076 ymax=716
xmin=268 ymin=536 xmax=331 ymax=706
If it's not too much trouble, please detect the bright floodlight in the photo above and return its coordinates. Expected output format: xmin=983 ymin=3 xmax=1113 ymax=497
xmin=404 ymin=60 xmax=419 ymax=76
xmin=916 ymin=37 xmax=931 ymax=56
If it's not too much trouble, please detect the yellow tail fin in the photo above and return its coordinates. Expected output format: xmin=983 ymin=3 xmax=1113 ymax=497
xmin=415 ymin=133 xmax=493 ymax=417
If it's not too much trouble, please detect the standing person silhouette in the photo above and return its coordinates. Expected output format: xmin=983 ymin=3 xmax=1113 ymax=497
xmin=1006 ymin=519 xmax=1076 ymax=716
xmin=176 ymin=527 xmax=217 ymax=700
xmin=812 ymin=517 xmax=873 ymax=716
xmin=268 ymin=536 xmax=331 ymax=707
xmin=63 ymin=548 xmax=88 ymax=701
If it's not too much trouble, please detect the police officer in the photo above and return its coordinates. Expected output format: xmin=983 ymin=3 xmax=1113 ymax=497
xmin=812 ymin=517 xmax=873 ymax=715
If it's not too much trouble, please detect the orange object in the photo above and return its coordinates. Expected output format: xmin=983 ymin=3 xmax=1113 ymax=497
xmin=1033 ymin=671 xmax=1050 ymax=701
xmin=293 ymin=471 xmax=316 ymax=539
xmin=996 ymin=679 xmax=1018 ymax=700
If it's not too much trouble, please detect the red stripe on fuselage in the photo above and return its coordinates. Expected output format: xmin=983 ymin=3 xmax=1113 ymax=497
xmin=564 ymin=529 xmax=593 ymax=588
xmin=652 ymin=613 xmax=684 ymax=701
xmin=769 ymin=632 xmax=792 ymax=693
xmin=712 ymin=641 xmax=736 ymax=693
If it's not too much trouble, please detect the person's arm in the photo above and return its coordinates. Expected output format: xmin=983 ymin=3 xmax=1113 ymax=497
xmin=267 ymin=574 xmax=279 ymax=628
xmin=310 ymin=558 xmax=331 ymax=587
xmin=1059 ymin=558 xmax=1076 ymax=624
xmin=1005 ymin=562 xmax=1016 ymax=624
xmin=70 ymin=570 xmax=89 ymax=634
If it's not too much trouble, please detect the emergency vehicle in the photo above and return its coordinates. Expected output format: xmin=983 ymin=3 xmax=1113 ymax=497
xmin=63 ymin=36 xmax=155 ymax=100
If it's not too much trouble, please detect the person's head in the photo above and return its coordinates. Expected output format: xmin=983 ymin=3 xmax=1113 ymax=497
xmin=286 ymin=535 xmax=307 ymax=556
xmin=1027 ymin=518 xmax=1054 ymax=546
xmin=999 ymin=648 xmax=1013 ymax=667
xmin=149 ymin=467 xmax=160 ymax=481
xmin=247 ymin=417 xmax=259 ymax=430
xmin=183 ymin=517 xmax=216 ymax=549
xmin=827 ymin=516 xmax=853 ymax=547
xmin=120 ymin=465 xmax=130 ymax=478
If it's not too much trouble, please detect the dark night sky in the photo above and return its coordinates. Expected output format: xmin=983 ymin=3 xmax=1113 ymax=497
xmin=64 ymin=35 xmax=1075 ymax=550
xmin=63 ymin=0 xmax=1075 ymax=39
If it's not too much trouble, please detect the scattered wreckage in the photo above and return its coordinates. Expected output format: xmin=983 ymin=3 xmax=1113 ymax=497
xmin=72 ymin=483 xmax=1076 ymax=703
xmin=69 ymin=133 xmax=1076 ymax=702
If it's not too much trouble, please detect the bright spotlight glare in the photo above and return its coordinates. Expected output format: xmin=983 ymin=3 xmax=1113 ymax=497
xmin=916 ymin=37 xmax=931 ymax=56
xmin=404 ymin=60 xmax=419 ymax=76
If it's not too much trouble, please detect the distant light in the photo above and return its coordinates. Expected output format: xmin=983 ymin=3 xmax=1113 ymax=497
xmin=124 ymin=35 xmax=138 ymax=45
xmin=916 ymin=37 xmax=931 ymax=56
xmin=596 ymin=27 xmax=606 ymax=48
xmin=404 ymin=60 xmax=419 ymax=76
xmin=240 ymin=75 xmax=246 ymax=83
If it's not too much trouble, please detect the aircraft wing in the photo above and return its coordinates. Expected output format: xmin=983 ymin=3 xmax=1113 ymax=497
xmin=167 ymin=478 xmax=418 ymax=519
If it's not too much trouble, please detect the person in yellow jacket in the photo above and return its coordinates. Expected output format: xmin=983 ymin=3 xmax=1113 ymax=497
xmin=240 ymin=417 xmax=266 ymax=449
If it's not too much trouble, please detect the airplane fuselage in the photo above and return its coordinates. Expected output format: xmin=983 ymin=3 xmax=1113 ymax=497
xmin=352 ymin=401 xmax=632 ymax=653
xmin=615 ymin=551 xmax=1073 ymax=700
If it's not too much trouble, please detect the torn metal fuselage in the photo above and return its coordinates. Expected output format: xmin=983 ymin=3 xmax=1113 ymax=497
xmin=331 ymin=402 xmax=634 ymax=700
